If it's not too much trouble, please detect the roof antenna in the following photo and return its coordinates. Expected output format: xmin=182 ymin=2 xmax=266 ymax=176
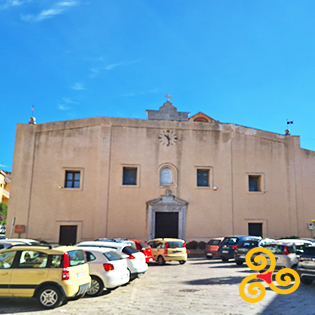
xmin=29 ymin=105 xmax=36 ymax=125
xmin=285 ymin=119 xmax=293 ymax=135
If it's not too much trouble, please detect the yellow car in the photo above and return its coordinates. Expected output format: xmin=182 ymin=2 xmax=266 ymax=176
xmin=147 ymin=238 xmax=187 ymax=265
xmin=0 ymin=245 xmax=91 ymax=309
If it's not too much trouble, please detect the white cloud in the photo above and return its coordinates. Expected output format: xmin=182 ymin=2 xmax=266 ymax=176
xmin=105 ymin=59 xmax=140 ymax=71
xmin=58 ymin=104 xmax=71 ymax=110
xmin=21 ymin=0 xmax=79 ymax=22
xmin=71 ymin=82 xmax=85 ymax=90
xmin=0 ymin=0 xmax=32 ymax=10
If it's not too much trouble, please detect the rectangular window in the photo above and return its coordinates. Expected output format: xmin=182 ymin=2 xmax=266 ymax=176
xmin=65 ymin=171 xmax=81 ymax=188
xmin=123 ymin=167 xmax=137 ymax=185
xmin=197 ymin=169 xmax=209 ymax=187
xmin=248 ymin=175 xmax=261 ymax=192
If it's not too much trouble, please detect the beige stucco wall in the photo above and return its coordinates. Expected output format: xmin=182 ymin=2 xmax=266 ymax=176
xmin=7 ymin=116 xmax=315 ymax=243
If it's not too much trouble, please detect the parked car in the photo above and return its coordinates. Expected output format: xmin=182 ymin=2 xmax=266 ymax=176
xmin=276 ymin=239 xmax=313 ymax=257
xmin=205 ymin=237 xmax=224 ymax=259
xmin=0 ymin=240 xmax=29 ymax=250
xmin=234 ymin=239 xmax=260 ymax=266
xmin=297 ymin=245 xmax=315 ymax=285
xmin=218 ymin=236 xmax=261 ymax=262
xmin=0 ymin=225 xmax=5 ymax=234
xmin=95 ymin=238 xmax=137 ymax=249
xmin=5 ymin=238 xmax=42 ymax=245
xmin=81 ymin=247 xmax=130 ymax=296
xmin=76 ymin=241 xmax=148 ymax=279
xmin=147 ymin=238 xmax=187 ymax=265
xmin=0 ymin=245 xmax=91 ymax=309
xmin=130 ymin=240 xmax=154 ymax=263
xmin=257 ymin=241 xmax=298 ymax=272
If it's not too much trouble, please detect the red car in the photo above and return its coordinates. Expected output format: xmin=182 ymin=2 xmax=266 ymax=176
xmin=131 ymin=240 xmax=154 ymax=263
xmin=205 ymin=237 xmax=224 ymax=259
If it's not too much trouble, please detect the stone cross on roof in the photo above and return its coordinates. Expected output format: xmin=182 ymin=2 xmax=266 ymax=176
xmin=165 ymin=93 xmax=172 ymax=102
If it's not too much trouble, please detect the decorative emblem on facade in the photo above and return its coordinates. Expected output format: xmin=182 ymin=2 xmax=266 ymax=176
xmin=165 ymin=189 xmax=172 ymax=196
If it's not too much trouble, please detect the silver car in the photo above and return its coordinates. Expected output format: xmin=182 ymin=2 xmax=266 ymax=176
xmin=258 ymin=242 xmax=298 ymax=271
xmin=82 ymin=247 xmax=130 ymax=296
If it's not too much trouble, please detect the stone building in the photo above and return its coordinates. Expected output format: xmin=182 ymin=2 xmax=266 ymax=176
xmin=6 ymin=99 xmax=315 ymax=244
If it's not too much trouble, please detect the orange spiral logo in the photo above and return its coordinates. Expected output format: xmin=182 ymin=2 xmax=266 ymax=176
xmin=239 ymin=247 xmax=300 ymax=303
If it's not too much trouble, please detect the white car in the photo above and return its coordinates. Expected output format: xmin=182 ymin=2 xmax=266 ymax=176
xmin=80 ymin=247 xmax=130 ymax=296
xmin=76 ymin=241 xmax=148 ymax=279
xmin=5 ymin=238 xmax=42 ymax=245
xmin=258 ymin=241 xmax=298 ymax=271
xmin=275 ymin=239 xmax=313 ymax=257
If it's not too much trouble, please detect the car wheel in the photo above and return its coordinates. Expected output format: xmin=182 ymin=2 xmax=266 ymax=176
xmin=157 ymin=255 xmax=165 ymax=265
xmin=236 ymin=261 xmax=243 ymax=266
xmin=87 ymin=276 xmax=104 ymax=296
xmin=301 ymin=278 xmax=313 ymax=285
xmin=222 ymin=257 xmax=229 ymax=262
xmin=37 ymin=286 xmax=64 ymax=309
xmin=179 ymin=260 xmax=186 ymax=265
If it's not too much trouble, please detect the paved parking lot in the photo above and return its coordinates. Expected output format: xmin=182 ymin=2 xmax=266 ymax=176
xmin=1 ymin=257 xmax=315 ymax=315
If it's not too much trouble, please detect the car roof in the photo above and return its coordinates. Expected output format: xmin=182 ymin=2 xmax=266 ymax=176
xmin=276 ymin=239 xmax=313 ymax=244
xmin=0 ymin=245 xmax=83 ymax=254
xmin=76 ymin=241 xmax=126 ymax=248
xmin=208 ymin=237 xmax=224 ymax=240
xmin=148 ymin=238 xmax=185 ymax=242
xmin=78 ymin=246 xmax=118 ymax=253
xmin=264 ymin=241 xmax=296 ymax=246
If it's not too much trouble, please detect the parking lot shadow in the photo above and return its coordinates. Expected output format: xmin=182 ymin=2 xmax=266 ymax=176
xmin=0 ymin=297 xmax=41 ymax=313
xmin=259 ymin=284 xmax=315 ymax=315
xmin=184 ymin=276 xmax=245 ymax=286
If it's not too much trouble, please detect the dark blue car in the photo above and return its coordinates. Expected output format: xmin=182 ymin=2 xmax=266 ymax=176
xmin=218 ymin=235 xmax=261 ymax=262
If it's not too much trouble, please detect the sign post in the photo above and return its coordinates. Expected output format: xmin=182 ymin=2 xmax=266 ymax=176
xmin=308 ymin=221 xmax=315 ymax=238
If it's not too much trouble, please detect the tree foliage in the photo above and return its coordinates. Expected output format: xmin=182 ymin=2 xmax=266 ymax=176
xmin=0 ymin=202 xmax=8 ymax=224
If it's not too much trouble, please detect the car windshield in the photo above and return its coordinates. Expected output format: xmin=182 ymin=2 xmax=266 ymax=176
xmin=168 ymin=241 xmax=184 ymax=248
xmin=222 ymin=237 xmax=238 ymax=245
xmin=103 ymin=251 xmax=123 ymax=261
xmin=239 ymin=241 xmax=258 ymax=248
xmin=263 ymin=244 xmax=285 ymax=254
xmin=68 ymin=250 xmax=86 ymax=266
xmin=138 ymin=242 xmax=150 ymax=249
xmin=122 ymin=246 xmax=138 ymax=255
xmin=207 ymin=240 xmax=221 ymax=245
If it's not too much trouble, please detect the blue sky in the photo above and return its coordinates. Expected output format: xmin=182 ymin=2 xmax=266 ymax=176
xmin=1 ymin=0 xmax=315 ymax=172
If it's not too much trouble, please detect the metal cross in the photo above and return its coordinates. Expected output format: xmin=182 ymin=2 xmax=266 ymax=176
xmin=165 ymin=93 xmax=172 ymax=101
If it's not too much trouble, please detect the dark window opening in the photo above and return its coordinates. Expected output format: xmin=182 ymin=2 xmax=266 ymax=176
xmin=248 ymin=175 xmax=261 ymax=192
xmin=197 ymin=169 xmax=209 ymax=187
xmin=123 ymin=167 xmax=137 ymax=185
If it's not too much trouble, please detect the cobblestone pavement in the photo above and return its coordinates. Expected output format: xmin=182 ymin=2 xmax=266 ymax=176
xmin=1 ymin=257 xmax=315 ymax=315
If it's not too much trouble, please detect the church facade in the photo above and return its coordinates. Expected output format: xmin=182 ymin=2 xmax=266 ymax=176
xmin=7 ymin=100 xmax=315 ymax=244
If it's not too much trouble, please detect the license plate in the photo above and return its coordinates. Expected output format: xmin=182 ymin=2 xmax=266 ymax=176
xmin=77 ymin=272 xmax=86 ymax=279
xmin=173 ymin=250 xmax=181 ymax=253
xmin=222 ymin=250 xmax=228 ymax=254
xmin=306 ymin=261 xmax=315 ymax=265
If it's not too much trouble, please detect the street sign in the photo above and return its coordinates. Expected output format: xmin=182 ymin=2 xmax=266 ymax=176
xmin=308 ymin=222 xmax=314 ymax=230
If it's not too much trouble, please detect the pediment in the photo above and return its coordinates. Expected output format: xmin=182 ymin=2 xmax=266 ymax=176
xmin=147 ymin=190 xmax=188 ymax=206
xmin=189 ymin=112 xmax=219 ymax=123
